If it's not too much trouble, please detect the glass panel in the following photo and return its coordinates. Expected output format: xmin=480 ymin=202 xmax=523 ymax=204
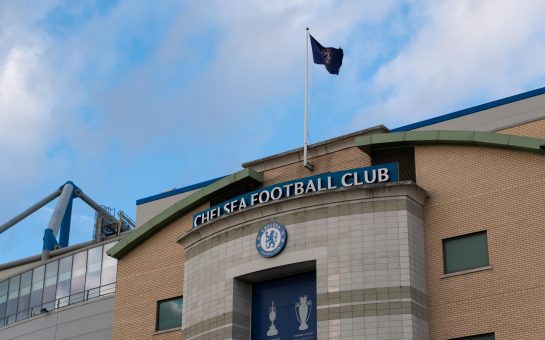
xmin=6 ymin=275 xmax=20 ymax=325
xmin=157 ymin=297 xmax=183 ymax=331
xmin=56 ymin=256 xmax=73 ymax=307
xmin=30 ymin=266 xmax=45 ymax=316
xmin=16 ymin=271 xmax=32 ymax=321
xmin=443 ymin=231 xmax=489 ymax=274
xmin=100 ymin=242 xmax=118 ymax=295
xmin=0 ymin=280 xmax=8 ymax=327
xmin=85 ymin=246 xmax=103 ymax=299
xmin=42 ymin=261 xmax=58 ymax=311
xmin=70 ymin=251 xmax=87 ymax=304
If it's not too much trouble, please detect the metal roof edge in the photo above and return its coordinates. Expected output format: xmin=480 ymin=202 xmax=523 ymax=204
xmin=391 ymin=86 xmax=545 ymax=132
xmin=136 ymin=176 xmax=225 ymax=205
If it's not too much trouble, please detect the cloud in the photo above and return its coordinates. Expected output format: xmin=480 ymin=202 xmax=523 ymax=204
xmin=357 ymin=0 xmax=545 ymax=128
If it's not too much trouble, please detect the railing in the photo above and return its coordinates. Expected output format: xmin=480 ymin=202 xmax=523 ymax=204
xmin=1 ymin=282 xmax=116 ymax=328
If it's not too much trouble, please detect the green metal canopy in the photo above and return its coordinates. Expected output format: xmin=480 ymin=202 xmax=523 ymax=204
xmin=108 ymin=168 xmax=263 ymax=259
xmin=356 ymin=130 xmax=545 ymax=155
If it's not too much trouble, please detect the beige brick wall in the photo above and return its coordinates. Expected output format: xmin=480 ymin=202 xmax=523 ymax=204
xmin=416 ymin=145 xmax=545 ymax=339
xmin=112 ymin=203 xmax=208 ymax=340
xmin=498 ymin=117 xmax=545 ymax=138
xmin=262 ymin=147 xmax=370 ymax=185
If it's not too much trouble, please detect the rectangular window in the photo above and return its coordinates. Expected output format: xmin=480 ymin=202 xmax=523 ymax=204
xmin=30 ymin=266 xmax=45 ymax=316
xmin=451 ymin=333 xmax=495 ymax=340
xmin=443 ymin=231 xmax=489 ymax=274
xmin=100 ymin=242 xmax=118 ymax=296
xmin=56 ymin=256 xmax=73 ymax=307
xmin=16 ymin=271 xmax=32 ymax=321
xmin=42 ymin=261 xmax=58 ymax=311
xmin=0 ymin=280 xmax=8 ymax=326
xmin=6 ymin=275 xmax=20 ymax=325
xmin=156 ymin=297 xmax=183 ymax=332
xmin=85 ymin=246 xmax=103 ymax=299
xmin=69 ymin=251 xmax=87 ymax=304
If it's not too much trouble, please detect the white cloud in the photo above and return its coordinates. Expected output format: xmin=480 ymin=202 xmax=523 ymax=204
xmin=358 ymin=0 xmax=545 ymax=128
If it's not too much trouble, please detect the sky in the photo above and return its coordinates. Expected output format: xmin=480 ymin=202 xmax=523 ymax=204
xmin=2 ymin=0 xmax=545 ymax=263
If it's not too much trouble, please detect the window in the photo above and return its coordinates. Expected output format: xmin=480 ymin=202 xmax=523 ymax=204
xmin=452 ymin=333 xmax=495 ymax=340
xmin=56 ymin=256 xmax=73 ymax=307
xmin=443 ymin=231 xmax=489 ymax=274
xmin=30 ymin=266 xmax=45 ymax=316
xmin=156 ymin=297 xmax=183 ymax=332
xmin=16 ymin=271 xmax=32 ymax=321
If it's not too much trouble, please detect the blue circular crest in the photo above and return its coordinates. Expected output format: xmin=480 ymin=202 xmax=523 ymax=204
xmin=256 ymin=222 xmax=287 ymax=257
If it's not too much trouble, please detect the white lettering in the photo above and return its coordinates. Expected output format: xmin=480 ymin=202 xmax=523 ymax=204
xmin=305 ymin=180 xmax=316 ymax=193
xmin=239 ymin=198 xmax=247 ymax=209
xmin=378 ymin=168 xmax=389 ymax=182
xmin=258 ymin=190 xmax=270 ymax=204
xmin=193 ymin=215 xmax=202 ymax=228
xmin=223 ymin=202 xmax=231 ymax=214
xmin=317 ymin=178 xmax=327 ymax=191
xmin=341 ymin=173 xmax=353 ymax=187
xmin=270 ymin=187 xmax=283 ymax=200
xmin=327 ymin=176 xmax=336 ymax=189
xmin=294 ymin=182 xmax=305 ymax=195
xmin=354 ymin=172 xmax=364 ymax=185
xmin=283 ymin=183 xmax=294 ymax=197
xmin=250 ymin=193 xmax=259 ymax=206
xmin=364 ymin=169 xmax=377 ymax=183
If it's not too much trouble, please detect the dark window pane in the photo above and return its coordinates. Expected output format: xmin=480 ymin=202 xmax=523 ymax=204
xmin=42 ymin=261 xmax=58 ymax=310
xmin=0 ymin=280 xmax=8 ymax=326
xmin=443 ymin=231 xmax=489 ymax=274
xmin=56 ymin=256 xmax=73 ymax=307
xmin=16 ymin=271 xmax=32 ymax=321
xmin=157 ymin=297 xmax=183 ymax=331
xmin=100 ymin=242 xmax=118 ymax=295
xmin=70 ymin=252 xmax=87 ymax=304
xmin=452 ymin=333 xmax=495 ymax=340
xmin=30 ymin=266 xmax=45 ymax=316
xmin=85 ymin=246 xmax=103 ymax=297
xmin=6 ymin=275 xmax=20 ymax=325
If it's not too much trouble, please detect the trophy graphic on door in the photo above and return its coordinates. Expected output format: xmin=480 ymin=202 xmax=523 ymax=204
xmin=267 ymin=301 xmax=279 ymax=336
xmin=294 ymin=295 xmax=312 ymax=331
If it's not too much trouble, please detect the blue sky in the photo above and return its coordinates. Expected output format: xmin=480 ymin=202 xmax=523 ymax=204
xmin=2 ymin=0 xmax=545 ymax=263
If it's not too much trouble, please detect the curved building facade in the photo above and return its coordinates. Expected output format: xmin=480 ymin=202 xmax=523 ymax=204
xmin=108 ymin=88 xmax=545 ymax=340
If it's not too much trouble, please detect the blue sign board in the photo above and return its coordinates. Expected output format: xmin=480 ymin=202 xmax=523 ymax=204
xmin=193 ymin=163 xmax=399 ymax=228
xmin=252 ymin=272 xmax=317 ymax=340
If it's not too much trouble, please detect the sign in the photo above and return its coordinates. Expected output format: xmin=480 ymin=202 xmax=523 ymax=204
xmin=193 ymin=163 xmax=398 ymax=228
xmin=256 ymin=222 xmax=288 ymax=257
xmin=252 ymin=272 xmax=317 ymax=340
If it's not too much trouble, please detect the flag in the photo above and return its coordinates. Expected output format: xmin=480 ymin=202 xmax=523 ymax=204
xmin=309 ymin=34 xmax=344 ymax=75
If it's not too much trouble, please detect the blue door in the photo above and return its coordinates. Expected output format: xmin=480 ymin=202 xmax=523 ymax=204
xmin=251 ymin=272 xmax=317 ymax=340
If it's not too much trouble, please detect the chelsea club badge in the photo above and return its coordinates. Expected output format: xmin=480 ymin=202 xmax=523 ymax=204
xmin=256 ymin=222 xmax=287 ymax=257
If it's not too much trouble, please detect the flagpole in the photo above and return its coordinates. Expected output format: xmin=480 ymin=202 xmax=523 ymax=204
xmin=304 ymin=28 xmax=313 ymax=170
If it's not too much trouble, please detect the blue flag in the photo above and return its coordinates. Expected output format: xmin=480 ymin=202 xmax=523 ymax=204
xmin=309 ymin=34 xmax=343 ymax=75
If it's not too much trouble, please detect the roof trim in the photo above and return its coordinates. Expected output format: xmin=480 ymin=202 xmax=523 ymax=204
xmin=136 ymin=176 xmax=225 ymax=205
xmin=356 ymin=130 xmax=545 ymax=155
xmin=107 ymin=168 xmax=263 ymax=259
xmin=391 ymin=86 xmax=545 ymax=132
xmin=243 ymin=125 xmax=389 ymax=168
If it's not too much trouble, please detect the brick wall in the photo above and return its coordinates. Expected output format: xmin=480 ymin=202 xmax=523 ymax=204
xmin=112 ymin=203 xmax=208 ymax=340
xmin=416 ymin=144 xmax=545 ymax=339
xmin=262 ymin=147 xmax=370 ymax=186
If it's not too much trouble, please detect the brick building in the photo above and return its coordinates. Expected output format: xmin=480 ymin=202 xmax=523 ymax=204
xmin=4 ymin=87 xmax=543 ymax=340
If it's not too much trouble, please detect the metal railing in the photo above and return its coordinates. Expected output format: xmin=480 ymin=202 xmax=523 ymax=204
xmin=1 ymin=282 xmax=116 ymax=328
